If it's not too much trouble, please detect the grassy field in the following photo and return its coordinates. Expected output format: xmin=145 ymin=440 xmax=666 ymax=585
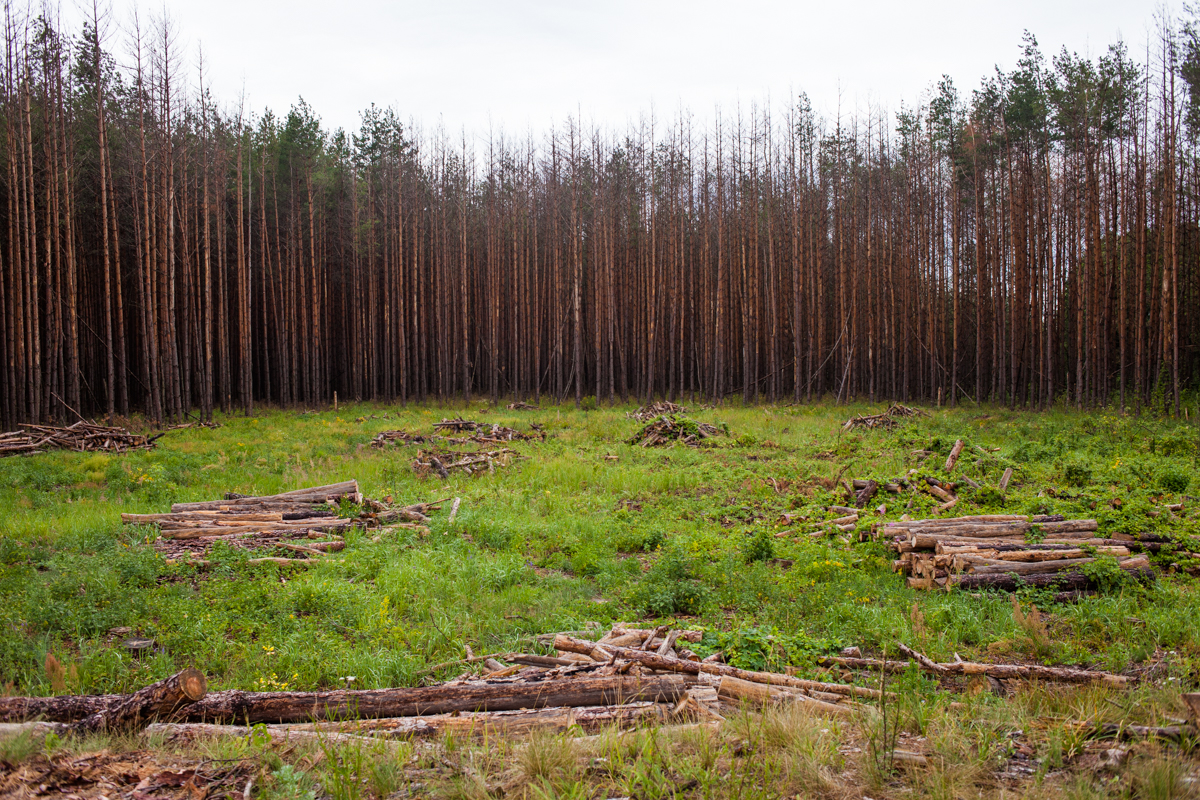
xmin=1 ymin=399 xmax=1199 ymax=798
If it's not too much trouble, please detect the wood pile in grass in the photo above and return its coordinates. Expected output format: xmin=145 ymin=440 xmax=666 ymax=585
xmin=629 ymin=414 xmax=721 ymax=447
xmin=370 ymin=429 xmax=431 ymax=447
xmin=0 ymin=622 xmax=1149 ymax=748
xmin=0 ymin=421 xmax=161 ymax=456
xmin=506 ymin=401 xmax=539 ymax=410
xmin=0 ymin=623 xmax=865 ymax=742
xmin=123 ymin=481 xmax=442 ymax=562
xmin=627 ymin=401 xmax=689 ymax=422
xmin=841 ymin=403 xmax=922 ymax=432
xmin=886 ymin=514 xmax=1154 ymax=591
xmin=412 ymin=448 xmax=520 ymax=479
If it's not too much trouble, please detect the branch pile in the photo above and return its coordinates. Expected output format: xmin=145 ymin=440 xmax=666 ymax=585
xmin=123 ymin=481 xmax=440 ymax=561
xmin=629 ymin=414 xmax=721 ymax=447
xmin=841 ymin=403 xmax=923 ymax=432
xmin=412 ymin=447 xmax=520 ymax=479
xmin=371 ymin=429 xmax=431 ymax=447
xmin=627 ymin=401 xmax=689 ymax=422
xmin=886 ymin=514 xmax=1154 ymax=591
xmin=1 ymin=421 xmax=160 ymax=456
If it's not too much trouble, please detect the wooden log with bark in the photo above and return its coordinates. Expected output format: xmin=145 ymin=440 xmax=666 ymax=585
xmin=553 ymin=635 xmax=881 ymax=700
xmin=70 ymin=669 xmax=207 ymax=733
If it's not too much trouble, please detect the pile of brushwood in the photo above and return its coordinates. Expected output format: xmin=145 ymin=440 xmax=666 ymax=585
xmin=887 ymin=514 xmax=1155 ymax=593
xmin=1 ymin=421 xmax=160 ymax=456
xmin=123 ymin=481 xmax=444 ymax=563
xmin=841 ymin=403 xmax=923 ymax=432
xmin=627 ymin=401 xmax=689 ymax=422
xmin=412 ymin=448 xmax=521 ymax=479
xmin=372 ymin=419 xmax=542 ymax=454
xmin=630 ymin=414 xmax=722 ymax=447
xmin=0 ymin=623 xmax=1175 ymax=756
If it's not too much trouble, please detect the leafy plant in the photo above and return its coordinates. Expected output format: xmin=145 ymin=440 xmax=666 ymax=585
xmin=742 ymin=529 xmax=775 ymax=564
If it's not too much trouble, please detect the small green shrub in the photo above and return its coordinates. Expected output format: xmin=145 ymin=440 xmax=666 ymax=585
xmin=1062 ymin=461 xmax=1092 ymax=487
xmin=1157 ymin=468 xmax=1190 ymax=494
xmin=742 ymin=529 xmax=775 ymax=564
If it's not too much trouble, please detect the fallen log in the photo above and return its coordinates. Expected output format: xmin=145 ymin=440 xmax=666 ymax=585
xmin=944 ymin=440 xmax=965 ymax=473
xmin=174 ymin=674 xmax=687 ymax=724
xmin=553 ymin=635 xmax=881 ymax=700
xmin=894 ymin=644 xmax=1128 ymax=688
xmin=71 ymin=669 xmax=207 ymax=734
xmin=715 ymin=676 xmax=851 ymax=715
xmin=0 ymin=693 xmax=123 ymax=723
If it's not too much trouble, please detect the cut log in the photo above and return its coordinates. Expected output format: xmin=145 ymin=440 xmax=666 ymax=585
xmin=0 ymin=693 xmax=123 ymax=723
xmin=716 ymin=676 xmax=850 ymax=715
xmin=999 ymin=468 xmax=1014 ymax=493
xmin=944 ymin=440 xmax=965 ymax=473
xmin=553 ymin=635 xmax=881 ymax=700
xmin=70 ymin=669 xmax=206 ymax=734
xmin=956 ymin=566 xmax=1155 ymax=593
xmin=172 ymin=674 xmax=686 ymax=724
xmin=894 ymin=644 xmax=1127 ymax=687
xmin=855 ymin=480 xmax=879 ymax=509
xmin=969 ymin=554 xmax=1147 ymax=576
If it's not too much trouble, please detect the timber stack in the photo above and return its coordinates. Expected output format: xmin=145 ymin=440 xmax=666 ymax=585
xmin=1 ymin=421 xmax=160 ymax=456
xmin=629 ymin=414 xmax=722 ymax=448
xmin=841 ymin=403 xmax=922 ymax=432
xmin=627 ymin=401 xmax=689 ymax=422
xmin=122 ymin=481 xmax=441 ymax=562
xmin=413 ymin=447 xmax=520 ymax=479
xmin=887 ymin=514 xmax=1154 ymax=591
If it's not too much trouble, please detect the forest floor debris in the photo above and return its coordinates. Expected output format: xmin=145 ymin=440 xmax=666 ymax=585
xmin=629 ymin=414 xmax=722 ymax=447
xmin=0 ymin=421 xmax=160 ymax=456
xmin=841 ymin=403 xmax=923 ymax=432
xmin=412 ymin=447 xmax=520 ymax=479
xmin=627 ymin=401 xmax=689 ymax=422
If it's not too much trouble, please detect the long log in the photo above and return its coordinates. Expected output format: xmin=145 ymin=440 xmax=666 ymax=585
xmin=969 ymin=554 xmax=1146 ymax=576
xmin=70 ymin=669 xmax=207 ymax=733
xmin=170 ymin=481 xmax=360 ymax=512
xmin=553 ymin=635 xmax=881 ymax=700
xmin=894 ymin=644 xmax=1127 ymax=687
xmin=956 ymin=565 xmax=1155 ymax=593
xmin=715 ymin=676 xmax=851 ymax=715
xmin=287 ymin=702 xmax=667 ymax=738
xmin=0 ymin=693 xmax=123 ymax=723
xmin=173 ymin=675 xmax=686 ymax=724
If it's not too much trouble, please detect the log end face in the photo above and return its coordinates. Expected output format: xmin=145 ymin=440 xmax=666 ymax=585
xmin=180 ymin=669 xmax=207 ymax=702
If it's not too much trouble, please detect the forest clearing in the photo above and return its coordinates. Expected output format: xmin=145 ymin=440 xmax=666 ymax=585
xmin=1 ymin=401 xmax=1199 ymax=799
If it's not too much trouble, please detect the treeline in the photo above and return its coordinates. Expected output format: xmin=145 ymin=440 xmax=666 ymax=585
xmin=1 ymin=6 xmax=1198 ymax=426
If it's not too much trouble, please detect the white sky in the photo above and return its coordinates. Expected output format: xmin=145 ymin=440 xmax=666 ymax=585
xmin=80 ymin=0 xmax=1167 ymax=135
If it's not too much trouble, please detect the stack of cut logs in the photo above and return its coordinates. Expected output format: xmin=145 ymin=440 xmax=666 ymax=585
xmin=888 ymin=514 xmax=1154 ymax=591
xmin=0 ymin=421 xmax=160 ymax=456
xmin=123 ymin=481 xmax=442 ymax=563
xmin=629 ymin=415 xmax=721 ymax=448
xmin=627 ymin=401 xmax=689 ymax=422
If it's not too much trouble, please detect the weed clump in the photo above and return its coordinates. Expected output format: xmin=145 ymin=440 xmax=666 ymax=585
xmin=1158 ymin=468 xmax=1190 ymax=494
xmin=742 ymin=529 xmax=775 ymax=564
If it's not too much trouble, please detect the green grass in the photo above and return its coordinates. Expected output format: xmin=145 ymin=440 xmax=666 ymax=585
xmin=1 ymin=398 xmax=1199 ymax=797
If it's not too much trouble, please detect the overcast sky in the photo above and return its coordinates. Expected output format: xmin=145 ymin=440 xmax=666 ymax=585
xmin=78 ymin=0 xmax=1168 ymax=135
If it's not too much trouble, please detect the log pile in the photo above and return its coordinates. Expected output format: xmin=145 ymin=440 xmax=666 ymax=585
xmin=629 ymin=415 xmax=721 ymax=447
xmin=412 ymin=447 xmax=520 ymax=479
xmin=0 ymin=421 xmax=161 ymax=456
xmin=841 ymin=403 xmax=922 ymax=432
xmin=506 ymin=401 xmax=539 ymax=410
xmin=0 ymin=624 xmax=875 ymax=745
xmin=441 ymin=423 xmax=543 ymax=446
xmin=886 ymin=514 xmax=1155 ymax=591
xmin=373 ymin=423 xmax=541 ymax=450
xmin=627 ymin=401 xmax=689 ymax=422
xmin=123 ymin=481 xmax=436 ymax=561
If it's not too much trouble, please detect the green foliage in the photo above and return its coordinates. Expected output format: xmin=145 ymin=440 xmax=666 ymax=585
xmin=696 ymin=627 xmax=838 ymax=673
xmin=742 ymin=529 xmax=775 ymax=564
xmin=1157 ymin=468 xmax=1190 ymax=495
xmin=1061 ymin=461 xmax=1092 ymax=487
